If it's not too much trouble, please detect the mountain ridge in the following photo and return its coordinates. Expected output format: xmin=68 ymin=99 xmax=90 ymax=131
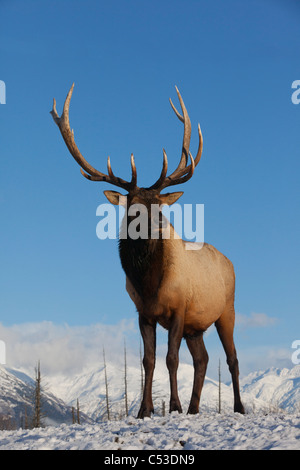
xmin=0 ymin=363 xmax=299 ymax=428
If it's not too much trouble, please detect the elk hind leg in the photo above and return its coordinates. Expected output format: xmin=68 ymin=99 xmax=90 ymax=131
xmin=186 ymin=332 xmax=208 ymax=414
xmin=215 ymin=304 xmax=245 ymax=414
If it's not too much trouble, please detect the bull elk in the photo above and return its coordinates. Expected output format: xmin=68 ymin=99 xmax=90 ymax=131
xmin=50 ymin=84 xmax=245 ymax=417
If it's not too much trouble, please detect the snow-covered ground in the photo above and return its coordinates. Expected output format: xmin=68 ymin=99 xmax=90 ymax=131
xmin=0 ymin=363 xmax=299 ymax=450
xmin=0 ymin=411 xmax=299 ymax=450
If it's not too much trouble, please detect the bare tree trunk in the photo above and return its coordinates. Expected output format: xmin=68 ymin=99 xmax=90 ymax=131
xmin=124 ymin=340 xmax=128 ymax=417
xmin=76 ymin=398 xmax=80 ymax=424
xmin=33 ymin=361 xmax=43 ymax=428
xmin=103 ymin=348 xmax=110 ymax=421
xmin=218 ymin=359 xmax=221 ymax=414
xmin=140 ymin=339 xmax=144 ymax=403
xmin=162 ymin=400 xmax=166 ymax=417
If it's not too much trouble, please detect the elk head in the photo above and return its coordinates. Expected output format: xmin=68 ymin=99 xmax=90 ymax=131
xmin=50 ymin=84 xmax=203 ymax=227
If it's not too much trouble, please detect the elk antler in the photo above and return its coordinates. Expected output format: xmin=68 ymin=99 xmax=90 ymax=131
xmin=149 ymin=86 xmax=203 ymax=191
xmin=50 ymin=83 xmax=137 ymax=191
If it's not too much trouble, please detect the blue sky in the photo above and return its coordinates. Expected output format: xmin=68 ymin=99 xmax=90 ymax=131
xmin=0 ymin=0 xmax=299 ymax=379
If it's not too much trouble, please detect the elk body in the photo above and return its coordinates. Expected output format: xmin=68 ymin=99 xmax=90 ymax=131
xmin=51 ymin=85 xmax=245 ymax=417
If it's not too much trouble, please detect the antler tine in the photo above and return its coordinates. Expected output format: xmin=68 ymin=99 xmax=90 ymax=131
xmin=107 ymin=156 xmax=116 ymax=180
xmin=130 ymin=154 xmax=137 ymax=187
xmin=169 ymin=86 xmax=192 ymax=172
xmin=107 ymin=153 xmax=137 ymax=186
xmin=162 ymin=152 xmax=195 ymax=189
xmin=149 ymin=87 xmax=203 ymax=191
xmin=148 ymin=149 xmax=168 ymax=190
xmin=51 ymin=84 xmax=102 ymax=178
xmin=192 ymin=123 xmax=203 ymax=169
xmin=173 ymin=151 xmax=195 ymax=184
xmin=50 ymin=84 xmax=136 ymax=191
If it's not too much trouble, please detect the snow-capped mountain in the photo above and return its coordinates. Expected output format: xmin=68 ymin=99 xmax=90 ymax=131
xmin=46 ymin=361 xmax=300 ymax=421
xmin=1 ymin=363 xmax=299 ymax=429
xmin=0 ymin=365 xmax=91 ymax=428
xmin=240 ymin=365 xmax=300 ymax=412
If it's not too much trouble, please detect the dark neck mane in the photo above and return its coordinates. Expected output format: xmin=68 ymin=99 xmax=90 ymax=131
xmin=118 ymin=236 xmax=164 ymax=298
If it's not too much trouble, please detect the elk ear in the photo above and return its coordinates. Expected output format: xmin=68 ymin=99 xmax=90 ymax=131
xmin=159 ymin=191 xmax=184 ymax=206
xmin=104 ymin=190 xmax=127 ymax=206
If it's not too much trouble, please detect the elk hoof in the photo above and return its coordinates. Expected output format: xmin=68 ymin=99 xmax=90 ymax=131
xmin=234 ymin=403 xmax=245 ymax=414
xmin=187 ymin=405 xmax=199 ymax=415
xmin=169 ymin=399 xmax=182 ymax=414
xmin=137 ymin=403 xmax=154 ymax=419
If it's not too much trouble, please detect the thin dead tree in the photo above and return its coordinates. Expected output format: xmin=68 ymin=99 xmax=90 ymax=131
xmin=139 ymin=339 xmax=144 ymax=405
xmin=218 ymin=359 xmax=222 ymax=414
xmin=103 ymin=347 xmax=110 ymax=421
xmin=76 ymin=398 xmax=81 ymax=424
xmin=124 ymin=340 xmax=129 ymax=417
xmin=162 ymin=400 xmax=166 ymax=417
xmin=32 ymin=361 xmax=44 ymax=428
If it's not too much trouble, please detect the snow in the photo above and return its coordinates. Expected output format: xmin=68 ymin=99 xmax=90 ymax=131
xmin=0 ymin=365 xmax=91 ymax=426
xmin=0 ymin=362 xmax=299 ymax=450
xmin=0 ymin=411 xmax=299 ymax=450
xmin=240 ymin=366 xmax=300 ymax=412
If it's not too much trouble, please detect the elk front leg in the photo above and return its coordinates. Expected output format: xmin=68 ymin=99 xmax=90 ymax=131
xmin=138 ymin=315 xmax=157 ymax=419
xmin=166 ymin=314 xmax=184 ymax=413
